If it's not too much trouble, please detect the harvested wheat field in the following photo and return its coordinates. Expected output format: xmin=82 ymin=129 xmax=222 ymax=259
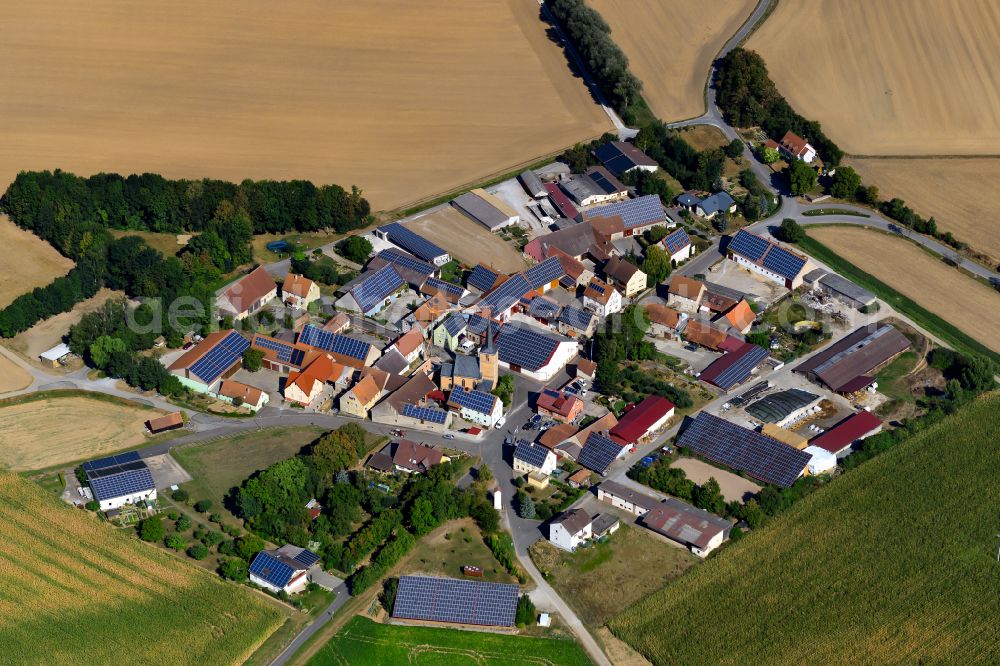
xmin=589 ymin=0 xmax=756 ymax=120
xmin=0 ymin=354 xmax=32 ymax=394
xmin=1 ymin=0 xmax=609 ymax=211
xmin=0 ymin=216 xmax=74 ymax=308
xmin=0 ymin=393 xmax=159 ymax=470
xmin=846 ymin=157 xmax=1000 ymax=263
xmin=6 ymin=288 xmax=122 ymax=363
xmin=679 ymin=125 xmax=730 ymax=152
xmin=0 ymin=472 xmax=283 ymax=663
xmin=406 ymin=207 xmax=528 ymax=273
xmin=809 ymin=227 xmax=1000 ymax=353
xmin=748 ymin=0 xmax=1000 ymax=154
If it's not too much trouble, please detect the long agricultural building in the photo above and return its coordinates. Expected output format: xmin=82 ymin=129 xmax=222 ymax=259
xmin=794 ymin=323 xmax=911 ymax=393
xmin=726 ymin=229 xmax=813 ymax=289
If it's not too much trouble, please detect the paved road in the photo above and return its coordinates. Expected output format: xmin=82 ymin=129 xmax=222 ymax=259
xmin=271 ymin=583 xmax=350 ymax=666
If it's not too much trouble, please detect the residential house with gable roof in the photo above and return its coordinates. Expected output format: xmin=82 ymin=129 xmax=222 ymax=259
xmin=282 ymin=273 xmax=320 ymax=310
xmin=217 ymin=266 xmax=278 ymax=321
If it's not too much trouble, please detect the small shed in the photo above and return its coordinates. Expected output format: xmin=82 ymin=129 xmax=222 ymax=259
xmin=39 ymin=343 xmax=72 ymax=368
xmin=146 ymin=412 xmax=184 ymax=434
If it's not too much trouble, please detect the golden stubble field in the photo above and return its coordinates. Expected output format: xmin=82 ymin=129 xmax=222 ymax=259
xmin=0 ymin=394 xmax=159 ymax=470
xmin=406 ymin=207 xmax=528 ymax=273
xmin=588 ymin=0 xmax=756 ymax=121
xmin=0 ymin=0 xmax=610 ymax=211
xmin=0 ymin=472 xmax=283 ymax=663
xmin=809 ymin=227 xmax=1000 ymax=353
xmin=0 ymin=216 xmax=75 ymax=308
xmin=748 ymin=0 xmax=1000 ymax=155
xmin=846 ymin=157 xmax=1000 ymax=263
xmin=0 ymin=354 xmax=32 ymax=394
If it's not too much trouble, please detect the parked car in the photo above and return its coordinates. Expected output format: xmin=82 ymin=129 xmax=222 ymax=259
xmin=443 ymin=434 xmax=455 ymax=440
xmin=495 ymin=416 xmax=506 ymax=429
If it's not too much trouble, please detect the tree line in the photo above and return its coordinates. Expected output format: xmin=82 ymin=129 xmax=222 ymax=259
xmin=547 ymin=0 xmax=642 ymax=115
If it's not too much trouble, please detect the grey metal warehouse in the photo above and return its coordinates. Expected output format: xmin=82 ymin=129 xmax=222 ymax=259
xmin=804 ymin=269 xmax=876 ymax=309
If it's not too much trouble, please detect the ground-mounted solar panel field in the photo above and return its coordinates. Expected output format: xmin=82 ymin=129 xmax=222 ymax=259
xmin=610 ymin=393 xmax=1000 ymax=664
xmin=0 ymin=472 xmax=283 ymax=664
xmin=307 ymin=615 xmax=592 ymax=666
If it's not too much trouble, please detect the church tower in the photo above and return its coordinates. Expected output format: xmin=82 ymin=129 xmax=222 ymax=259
xmin=479 ymin=332 xmax=499 ymax=389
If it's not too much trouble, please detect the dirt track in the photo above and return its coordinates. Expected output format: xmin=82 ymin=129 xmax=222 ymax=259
xmin=0 ymin=0 xmax=609 ymax=211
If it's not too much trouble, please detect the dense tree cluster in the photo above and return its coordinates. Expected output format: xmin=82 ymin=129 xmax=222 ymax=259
xmin=289 ymin=254 xmax=339 ymax=286
xmin=879 ymin=198 xmax=965 ymax=250
xmin=556 ymin=133 xmax=617 ymax=172
xmin=547 ymin=0 xmax=642 ymax=114
xmin=714 ymin=49 xmax=843 ymax=166
xmin=634 ymin=121 xmax=725 ymax=192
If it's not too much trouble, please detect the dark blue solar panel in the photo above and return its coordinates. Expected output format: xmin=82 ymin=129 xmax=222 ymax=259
xmin=524 ymin=257 xmax=564 ymax=290
xmin=393 ymin=575 xmax=519 ymax=627
xmin=663 ymin=227 xmax=692 ymax=253
xmin=587 ymin=280 xmax=607 ymax=295
xmin=583 ymin=195 xmax=665 ymax=229
xmin=83 ymin=451 xmax=141 ymax=472
xmin=423 ymin=277 xmax=464 ymax=301
xmin=677 ymin=412 xmax=811 ymax=487
xmin=479 ymin=273 xmax=531 ymax=316
xmin=376 ymin=248 xmax=436 ymax=277
xmin=188 ymin=331 xmax=250 ymax=385
xmin=250 ymin=552 xmax=295 ymax=588
xmin=514 ymin=441 xmax=551 ymax=468
xmin=528 ymin=297 xmax=561 ymax=320
xmin=443 ymin=314 xmax=467 ymax=337
xmin=467 ymin=314 xmax=501 ymax=338
xmin=299 ymin=324 xmax=371 ymax=360
xmin=449 ymin=386 xmax=498 ymax=415
xmin=495 ymin=323 xmax=563 ymax=371
xmin=761 ymin=244 xmax=808 ymax=280
xmin=728 ymin=230 xmax=770 ymax=261
xmin=467 ymin=264 xmax=501 ymax=292
xmin=558 ymin=306 xmax=594 ymax=331
xmin=293 ymin=549 xmax=320 ymax=568
xmin=352 ymin=265 xmax=405 ymax=313
xmin=253 ymin=335 xmax=295 ymax=363
xmin=402 ymin=403 xmax=449 ymax=424
xmin=578 ymin=433 xmax=621 ymax=475
xmin=378 ymin=223 xmax=448 ymax=263
xmin=89 ymin=468 xmax=155 ymax=502
xmin=712 ymin=345 xmax=769 ymax=390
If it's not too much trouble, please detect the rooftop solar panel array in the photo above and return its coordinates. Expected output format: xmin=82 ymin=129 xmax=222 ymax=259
xmin=376 ymin=248 xmax=436 ymax=278
xmin=449 ymin=386 xmax=498 ymax=415
xmin=443 ymin=313 xmax=468 ymax=337
xmin=298 ymin=324 xmax=372 ymax=360
xmin=82 ymin=451 xmax=141 ymax=472
xmin=249 ymin=551 xmax=295 ymax=589
xmin=707 ymin=345 xmax=769 ymax=391
xmin=393 ymin=575 xmax=519 ymax=626
xmin=84 ymin=453 xmax=155 ymax=502
xmin=663 ymin=227 xmax=692 ymax=253
xmin=402 ymin=403 xmax=449 ymax=424
xmin=253 ymin=335 xmax=297 ymax=364
xmin=528 ymin=298 xmax=561 ymax=320
xmin=467 ymin=314 xmax=501 ymax=338
xmin=728 ymin=230 xmax=770 ymax=261
xmin=467 ymin=264 xmax=501 ymax=292
xmin=479 ymin=273 xmax=531 ymax=316
xmin=188 ymin=331 xmax=250 ymax=385
xmin=587 ymin=167 xmax=622 ymax=194
xmin=558 ymin=306 xmax=595 ymax=331
xmin=761 ymin=244 xmax=808 ymax=280
xmin=496 ymin=324 xmax=562 ymax=371
xmin=423 ymin=277 xmax=464 ymax=300
xmin=352 ymin=265 xmax=405 ymax=313
xmin=378 ymin=223 xmax=448 ymax=263
xmin=587 ymin=279 xmax=607 ymax=295
xmin=578 ymin=433 xmax=622 ymax=475
xmin=583 ymin=195 xmax=665 ymax=229
xmin=293 ymin=549 xmax=320 ymax=568
xmin=524 ymin=256 xmax=565 ymax=290
xmin=677 ymin=412 xmax=811 ymax=487
xmin=514 ymin=440 xmax=552 ymax=468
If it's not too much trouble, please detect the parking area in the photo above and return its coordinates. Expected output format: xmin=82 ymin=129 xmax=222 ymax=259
xmin=489 ymin=178 xmax=547 ymax=235
xmin=651 ymin=337 xmax=721 ymax=374
xmin=703 ymin=259 xmax=785 ymax=309
xmin=144 ymin=453 xmax=193 ymax=489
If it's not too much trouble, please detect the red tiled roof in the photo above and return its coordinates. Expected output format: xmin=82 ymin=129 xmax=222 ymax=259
xmin=393 ymin=328 xmax=424 ymax=358
xmin=609 ymin=396 xmax=674 ymax=446
xmin=780 ymin=130 xmax=811 ymax=158
xmin=683 ymin=320 xmax=729 ymax=351
xmin=282 ymin=273 xmax=316 ymax=299
xmin=536 ymin=389 xmax=582 ymax=419
xmin=808 ymin=410 xmax=882 ymax=454
xmin=218 ymin=380 xmax=264 ymax=406
xmin=224 ymin=266 xmax=276 ymax=315
xmin=147 ymin=412 xmax=183 ymax=432
xmin=645 ymin=303 xmax=682 ymax=328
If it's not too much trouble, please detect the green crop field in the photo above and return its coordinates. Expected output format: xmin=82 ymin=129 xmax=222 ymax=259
xmin=308 ymin=616 xmax=593 ymax=665
xmin=609 ymin=392 xmax=1000 ymax=664
xmin=0 ymin=472 xmax=284 ymax=664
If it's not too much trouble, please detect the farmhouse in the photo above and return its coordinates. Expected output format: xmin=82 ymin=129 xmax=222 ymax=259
xmin=667 ymin=275 xmax=706 ymax=312
xmin=375 ymin=222 xmax=451 ymax=266
xmin=466 ymin=264 xmax=506 ymax=294
xmin=548 ymin=509 xmax=592 ymax=551
xmin=701 ymin=281 xmax=746 ymax=314
xmin=583 ymin=278 xmax=622 ymax=317
xmin=434 ymin=314 xmax=468 ymax=352
xmin=661 ymin=227 xmax=694 ymax=264
xmin=610 ymin=396 xmax=675 ymax=447
xmin=603 ymin=256 xmax=647 ymax=298
xmin=282 ymin=273 xmax=320 ymax=310
xmin=641 ymin=498 xmax=732 ymax=557
xmin=447 ymin=386 xmax=503 ymax=428
xmin=808 ymin=409 xmax=884 ymax=456
xmin=391 ymin=440 xmax=447 ymax=474
xmin=495 ymin=323 xmax=579 ymax=383
xmin=594 ymin=141 xmax=659 ymax=177
xmin=513 ymin=440 xmax=557 ymax=476
xmin=249 ymin=547 xmax=319 ymax=595
xmin=297 ymin=324 xmax=381 ymax=369
xmin=83 ymin=452 xmax=156 ymax=512
xmin=339 ymin=370 xmax=390 ymax=418
xmin=527 ymin=295 xmax=563 ymax=326
xmin=408 ymin=294 xmax=451 ymax=336
xmin=727 ymin=229 xmax=813 ymax=289
xmin=536 ymin=388 xmax=584 ymax=423
xmin=373 ymin=348 xmax=409 ymax=376
xmin=683 ymin=319 xmax=731 ymax=351
xmin=168 ymin=330 xmax=249 ymax=393
xmin=596 ymin=480 xmax=660 ymax=517
xmin=451 ymin=188 xmax=519 ymax=230
xmin=794 ymin=323 xmax=911 ymax=393
xmin=804 ymin=269 xmax=877 ymax=310
xmin=249 ymin=333 xmax=311 ymax=374
xmin=581 ymin=195 xmax=668 ymax=237
xmin=523 ymin=221 xmax=605 ymax=262
xmin=391 ymin=328 xmax=425 ymax=365
xmin=217 ymin=266 xmax=277 ymax=321
xmin=146 ymin=412 xmax=183 ymax=434
xmin=560 ymin=167 xmax=628 ymax=206
xmin=698 ymin=341 xmax=770 ymax=391
xmin=285 ymin=354 xmax=349 ymax=406
xmin=695 ymin=191 xmax=737 ymax=219
xmin=323 ymin=312 xmax=351 ymax=334
xmin=714 ymin=299 xmax=756 ymax=334
xmin=645 ymin=303 xmax=686 ymax=338
xmin=217 ymin=379 xmax=268 ymax=411
xmin=370 ymin=372 xmax=452 ymax=432
xmin=335 ymin=264 xmax=407 ymax=317
xmin=777 ymin=130 xmax=817 ymax=163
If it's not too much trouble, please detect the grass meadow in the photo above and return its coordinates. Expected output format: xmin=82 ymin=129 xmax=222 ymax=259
xmin=609 ymin=392 xmax=1000 ymax=664
xmin=0 ymin=472 xmax=284 ymax=664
